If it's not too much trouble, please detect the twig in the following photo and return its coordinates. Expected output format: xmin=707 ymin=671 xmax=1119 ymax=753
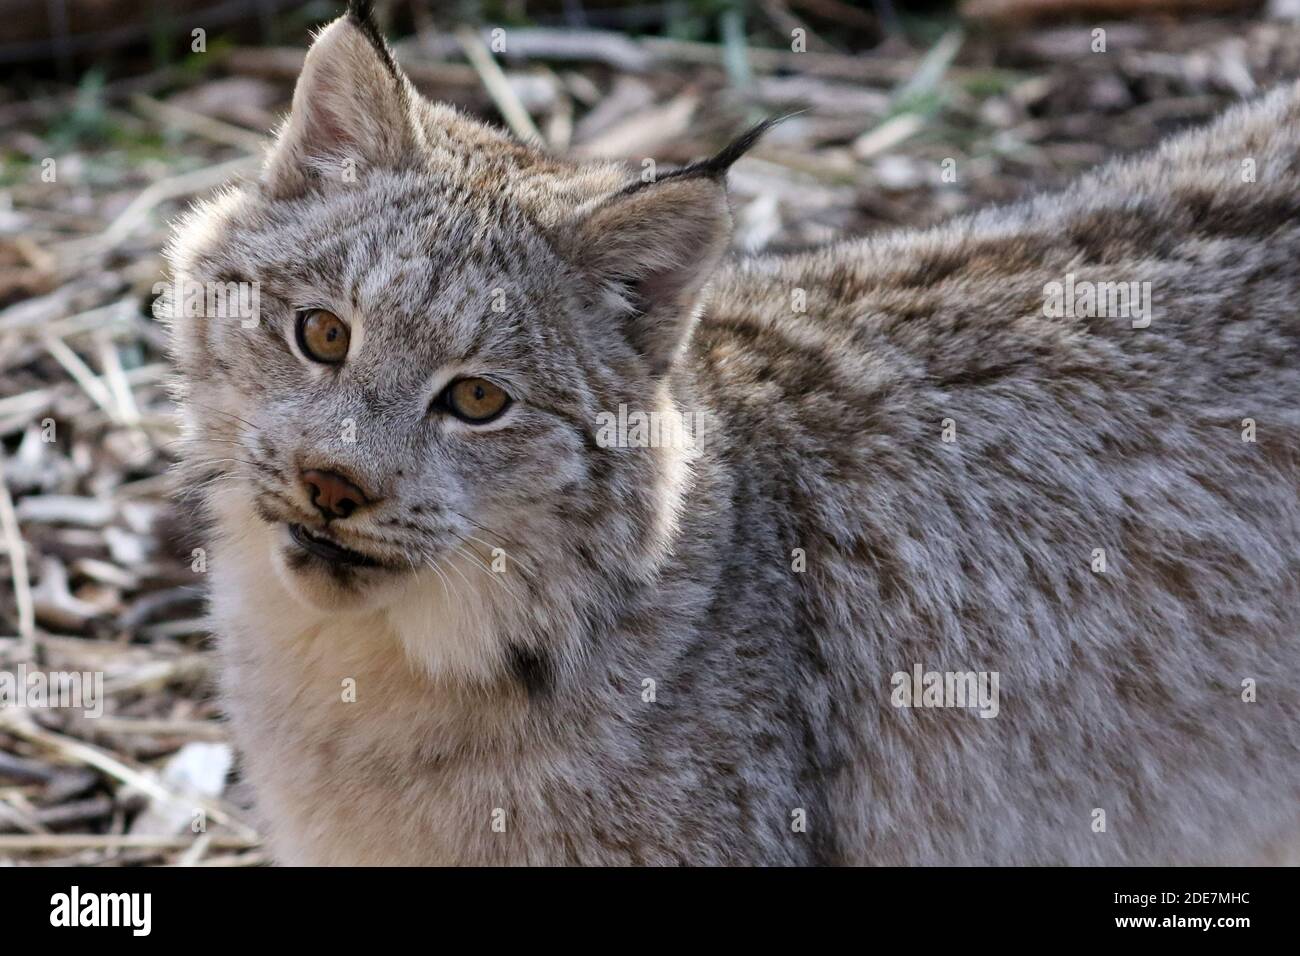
xmin=0 ymin=834 xmax=258 ymax=851
xmin=537 ymin=65 xmax=574 ymax=151
xmin=0 ymin=795 xmax=49 ymax=834
xmin=101 ymin=655 xmax=213 ymax=697
xmin=0 ymin=711 xmax=258 ymax=843
xmin=96 ymin=331 xmax=142 ymax=427
xmin=0 ymin=751 xmax=59 ymax=783
xmin=418 ymin=28 xmax=654 ymax=72
xmin=0 ymin=275 xmax=126 ymax=335
xmin=177 ymin=832 xmax=213 ymax=866
xmin=0 ymin=363 xmax=169 ymax=438
xmin=456 ymin=27 xmax=545 ymax=146
xmin=69 ymin=156 xmax=260 ymax=256
xmin=91 ymin=718 xmax=228 ymax=740
xmin=42 ymin=335 xmax=121 ymax=424
xmin=129 ymin=93 xmax=269 ymax=154
xmin=183 ymin=850 xmax=269 ymax=867
xmin=30 ymin=795 xmax=116 ymax=828
xmin=638 ymin=35 xmax=914 ymax=82
xmin=853 ymin=112 xmax=926 ymax=159
xmin=0 ymin=455 xmax=36 ymax=657
xmin=571 ymin=92 xmax=698 ymax=160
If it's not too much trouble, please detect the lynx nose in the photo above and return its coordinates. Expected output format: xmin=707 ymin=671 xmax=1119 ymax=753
xmin=301 ymin=469 xmax=370 ymax=521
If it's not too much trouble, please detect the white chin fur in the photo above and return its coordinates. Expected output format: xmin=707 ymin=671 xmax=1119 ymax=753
xmin=208 ymin=483 xmax=507 ymax=685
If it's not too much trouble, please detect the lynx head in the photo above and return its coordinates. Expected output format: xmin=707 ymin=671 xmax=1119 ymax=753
xmin=165 ymin=4 xmax=765 ymax=681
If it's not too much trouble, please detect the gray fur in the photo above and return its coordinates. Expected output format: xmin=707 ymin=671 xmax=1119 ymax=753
xmin=166 ymin=14 xmax=1300 ymax=865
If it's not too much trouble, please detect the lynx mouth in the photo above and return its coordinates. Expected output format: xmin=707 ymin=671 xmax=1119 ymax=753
xmin=287 ymin=523 xmax=382 ymax=568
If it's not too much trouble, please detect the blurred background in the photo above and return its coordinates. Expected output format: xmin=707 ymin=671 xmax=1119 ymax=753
xmin=1 ymin=0 xmax=1299 ymax=865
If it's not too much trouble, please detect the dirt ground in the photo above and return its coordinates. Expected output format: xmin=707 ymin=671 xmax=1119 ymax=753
xmin=1 ymin=0 xmax=1297 ymax=865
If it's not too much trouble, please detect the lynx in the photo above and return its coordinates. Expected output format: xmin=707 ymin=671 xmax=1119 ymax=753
xmin=166 ymin=3 xmax=1300 ymax=864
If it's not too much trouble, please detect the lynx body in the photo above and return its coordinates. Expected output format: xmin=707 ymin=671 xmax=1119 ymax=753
xmin=168 ymin=8 xmax=1300 ymax=864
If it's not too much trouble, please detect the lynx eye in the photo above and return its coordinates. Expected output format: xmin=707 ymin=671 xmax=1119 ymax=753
xmin=443 ymin=377 xmax=511 ymax=423
xmin=296 ymin=309 xmax=350 ymax=364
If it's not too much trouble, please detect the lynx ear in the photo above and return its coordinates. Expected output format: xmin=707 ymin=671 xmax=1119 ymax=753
xmin=263 ymin=4 xmax=420 ymax=198
xmin=568 ymin=122 xmax=776 ymax=375
xmin=570 ymin=177 xmax=730 ymax=375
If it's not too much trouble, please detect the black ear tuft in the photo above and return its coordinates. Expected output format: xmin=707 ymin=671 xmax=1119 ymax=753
xmin=696 ymin=116 xmax=786 ymax=177
xmin=620 ymin=115 xmax=788 ymax=196
xmin=346 ymin=0 xmax=400 ymax=81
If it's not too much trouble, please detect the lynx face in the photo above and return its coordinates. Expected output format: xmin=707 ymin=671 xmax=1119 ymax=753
xmin=166 ymin=12 xmax=745 ymax=652
xmin=173 ymin=175 xmax=600 ymax=616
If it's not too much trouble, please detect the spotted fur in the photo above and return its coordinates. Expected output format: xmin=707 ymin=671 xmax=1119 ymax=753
xmin=166 ymin=10 xmax=1300 ymax=865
